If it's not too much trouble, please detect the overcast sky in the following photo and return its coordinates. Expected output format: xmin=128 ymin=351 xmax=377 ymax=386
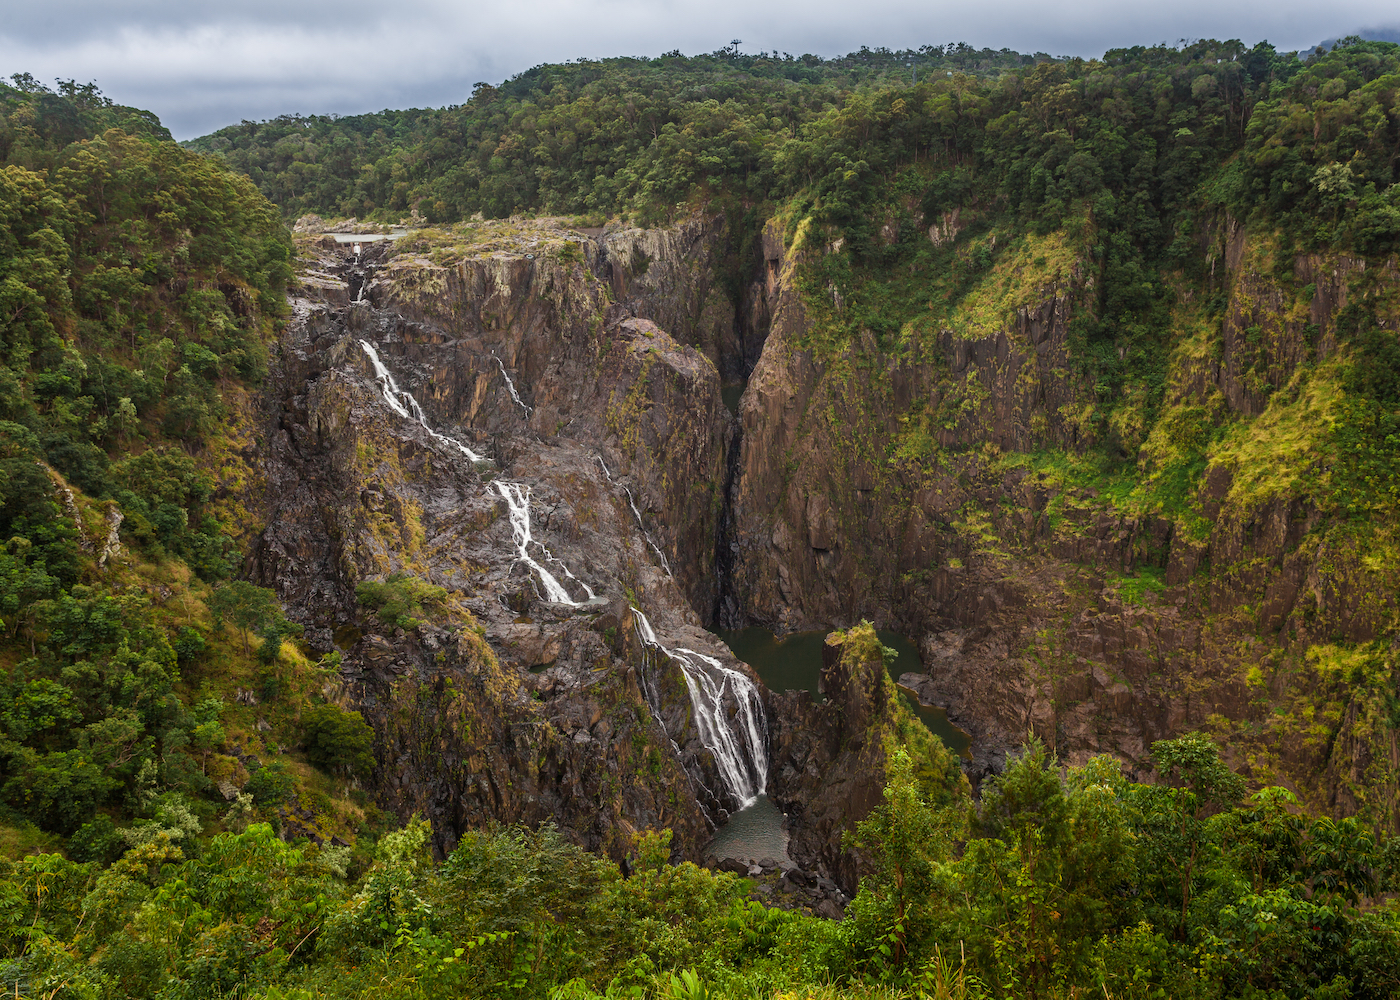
xmin=3 ymin=1 xmax=1398 ymax=140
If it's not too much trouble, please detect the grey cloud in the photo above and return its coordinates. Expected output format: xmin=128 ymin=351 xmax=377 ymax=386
xmin=3 ymin=0 xmax=1398 ymax=138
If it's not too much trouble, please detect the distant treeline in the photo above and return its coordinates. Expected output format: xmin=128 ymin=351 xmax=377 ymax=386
xmin=181 ymin=44 xmax=1045 ymax=223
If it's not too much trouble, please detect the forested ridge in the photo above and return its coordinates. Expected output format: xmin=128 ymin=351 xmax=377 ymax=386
xmin=2 ymin=32 xmax=1400 ymax=999
xmin=182 ymin=44 xmax=1040 ymax=224
xmin=186 ymin=36 xmax=1400 ymax=478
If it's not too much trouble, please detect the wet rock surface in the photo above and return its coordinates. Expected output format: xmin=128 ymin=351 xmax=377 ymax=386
xmin=706 ymin=857 xmax=851 ymax=920
xmin=249 ymin=225 xmax=757 ymax=861
xmin=724 ymin=212 xmax=1400 ymax=821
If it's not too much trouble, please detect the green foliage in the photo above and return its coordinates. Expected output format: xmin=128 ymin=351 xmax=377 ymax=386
xmin=0 ymin=78 xmax=287 ymax=604
xmin=185 ymin=46 xmax=1035 ymax=224
xmin=243 ymin=760 xmax=295 ymax=807
xmin=1 ymin=75 xmax=170 ymax=164
xmin=634 ymin=827 xmax=673 ymax=872
xmin=1222 ymin=41 xmax=1400 ymax=254
xmin=66 ymin=813 xmax=124 ymax=864
xmin=0 ymin=82 xmax=315 ymax=858
xmin=842 ymin=746 xmax=963 ymax=973
xmin=823 ymin=735 xmax=1400 ymax=1000
xmin=300 ymin=704 xmax=376 ymax=779
xmin=209 ymin=580 xmax=287 ymax=657
xmin=661 ymin=968 xmax=713 ymax=1000
xmin=1 ymin=761 xmax=1398 ymax=1000
xmin=355 ymin=573 xmax=447 ymax=631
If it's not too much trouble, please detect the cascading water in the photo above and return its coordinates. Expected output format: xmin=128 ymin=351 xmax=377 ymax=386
xmin=358 ymin=339 xmax=604 ymax=605
xmin=596 ymin=456 xmax=673 ymax=577
xmin=631 ymin=608 xmax=768 ymax=808
xmin=492 ymin=352 xmax=532 ymax=415
xmin=358 ymin=340 xmax=485 ymax=463
xmin=494 ymin=481 xmax=599 ymax=606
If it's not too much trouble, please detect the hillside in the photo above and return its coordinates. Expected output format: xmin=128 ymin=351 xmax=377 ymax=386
xmin=181 ymin=44 xmax=1038 ymax=224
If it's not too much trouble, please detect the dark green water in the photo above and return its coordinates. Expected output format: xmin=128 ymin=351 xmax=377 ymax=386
xmin=705 ymin=793 xmax=789 ymax=862
xmin=714 ymin=626 xmax=972 ymax=759
xmin=721 ymin=383 xmax=744 ymax=415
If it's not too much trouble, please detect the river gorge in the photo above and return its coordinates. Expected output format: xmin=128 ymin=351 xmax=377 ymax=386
xmin=245 ymin=210 xmax=1400 ymax=896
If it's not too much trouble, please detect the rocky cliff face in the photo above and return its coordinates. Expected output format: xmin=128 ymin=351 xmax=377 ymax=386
xmin=239 ymin=203 xmax=1397 ymax=870
xmin=764 ymin=628 xmax=899 ymax=892
xmin=726 ymin=210 xmax=1400 ymax=829
xmin=244 ymin=220 xmax=776 ymax=860
xmin=731 ymin=219 xmax=1092 ymax=634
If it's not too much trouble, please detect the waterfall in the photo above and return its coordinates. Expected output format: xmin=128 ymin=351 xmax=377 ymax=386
xmin=631 ymin=608 xmax=767 ymax=808
xmin=359 ymin=340 xmax=485 ymax=463
xmin=493 ymin=481 xmax=598 ymax=606
xmin=492 ymin=352 xmax=532 ymax=415
xmin=358 ymin=340 xmax=605 ymax=607
xmin=596 ymin=456 xmax=673 ymax=577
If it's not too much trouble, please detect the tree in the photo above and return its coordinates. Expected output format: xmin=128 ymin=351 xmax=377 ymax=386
xmin=843 ymin=745 xmax=962 ymax=972
xmin=301 ymin=704 xmax=376 ymax=779
xmin=966 ymin=740 xmax=1075 ymax=998
xmin=1134 ymin=734 xmax=1245 ymax=940
xmin=208 ymin=581 xmax=281 ymax=657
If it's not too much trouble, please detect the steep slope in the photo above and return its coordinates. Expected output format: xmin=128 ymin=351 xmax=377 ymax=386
xmin=727 ymin=207 xmax=1400 ymax=828
xmin=248 ymin=218 xmax=783 ymax=859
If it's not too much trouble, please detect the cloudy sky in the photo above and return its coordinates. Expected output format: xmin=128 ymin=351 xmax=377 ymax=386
xmin=3 ymin=1 xmax=1398 ymax=139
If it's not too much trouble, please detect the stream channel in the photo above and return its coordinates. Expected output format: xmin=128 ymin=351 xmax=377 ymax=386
xmin=705 ymin=626 xmax=972 ymax=862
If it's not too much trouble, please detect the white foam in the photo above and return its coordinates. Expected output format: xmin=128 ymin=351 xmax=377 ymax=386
xmin=359 ymin=340 xmax=485 ymax=463
xmin=631 ymin=608 xmax=768 ymax=808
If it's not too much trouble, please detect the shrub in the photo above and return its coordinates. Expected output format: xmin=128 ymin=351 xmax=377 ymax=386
xmin=243 ymin=761 xmax=295 ymax=808
xmin=210 ymin=581 xmax=283 ymax=657
xmin=172 ymin=626 xmax=206 ymax=663
xmin=354 ymin=573 xmax=446 ymax=630
xmin=66 ymin=814 xmax=124 ymax=864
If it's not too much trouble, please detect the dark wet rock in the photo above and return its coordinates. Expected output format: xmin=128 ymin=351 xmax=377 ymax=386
xmin=246 ymin=223 xmax=749 ymax=862
xmin=763 ymin=628 xmax=914 ymax=896
xmin=719 ymin=213 xmax=1400 ymax=823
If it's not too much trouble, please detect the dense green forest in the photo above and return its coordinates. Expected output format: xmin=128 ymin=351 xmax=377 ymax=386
xmin=182 ymin=44 xmax=1040 ymax=224
xmin=4 ymin=32 xmax=1400 ymax=998
xmin=187 ymin=37 xmax=1400 ymax=464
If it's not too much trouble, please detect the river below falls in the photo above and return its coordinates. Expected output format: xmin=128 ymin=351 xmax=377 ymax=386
xmin=705 ymin=793 xmax=789 ymax=862
xmin=713 ymin=625 xmax=972 ymax=759
xmin=703 ymin=625 xmax=971 ymax=860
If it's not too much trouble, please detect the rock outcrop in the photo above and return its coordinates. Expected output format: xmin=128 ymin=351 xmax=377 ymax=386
xmin=247 ymin=221 xmax=758 ymax=860
xmin=725 ymin=210 xmax=1400 ymax=828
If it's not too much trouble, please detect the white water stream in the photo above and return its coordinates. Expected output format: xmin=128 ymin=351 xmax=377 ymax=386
xmin=493 ymin=352 xmax=532 ymax=415
xmin=358 ymin=340 xmax=485 ymax=463
xmin=631 ymin=608 xmax=768 ymax=808
xmin=493 ymin=481 xmax=601 ymax=606
xmin=359 ymin=338 xmax=604 ymax=606
xmin=358 ymin=332 xmax=767 ymax=814
xmin=596 ymin=456 xmax=673 ymax=577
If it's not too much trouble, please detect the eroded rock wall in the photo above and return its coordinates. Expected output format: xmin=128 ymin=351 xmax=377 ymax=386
xmin=729 ymin=213 xmax=1400 ymax=827
xmin=247 ymin=220 xmax=754 ymax=860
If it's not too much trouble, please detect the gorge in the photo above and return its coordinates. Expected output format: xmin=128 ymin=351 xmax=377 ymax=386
xmin=249 ymin=200 xmax=1399 ymax=877
xmin=5 ymin=39 xmax=1400 ymax=998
